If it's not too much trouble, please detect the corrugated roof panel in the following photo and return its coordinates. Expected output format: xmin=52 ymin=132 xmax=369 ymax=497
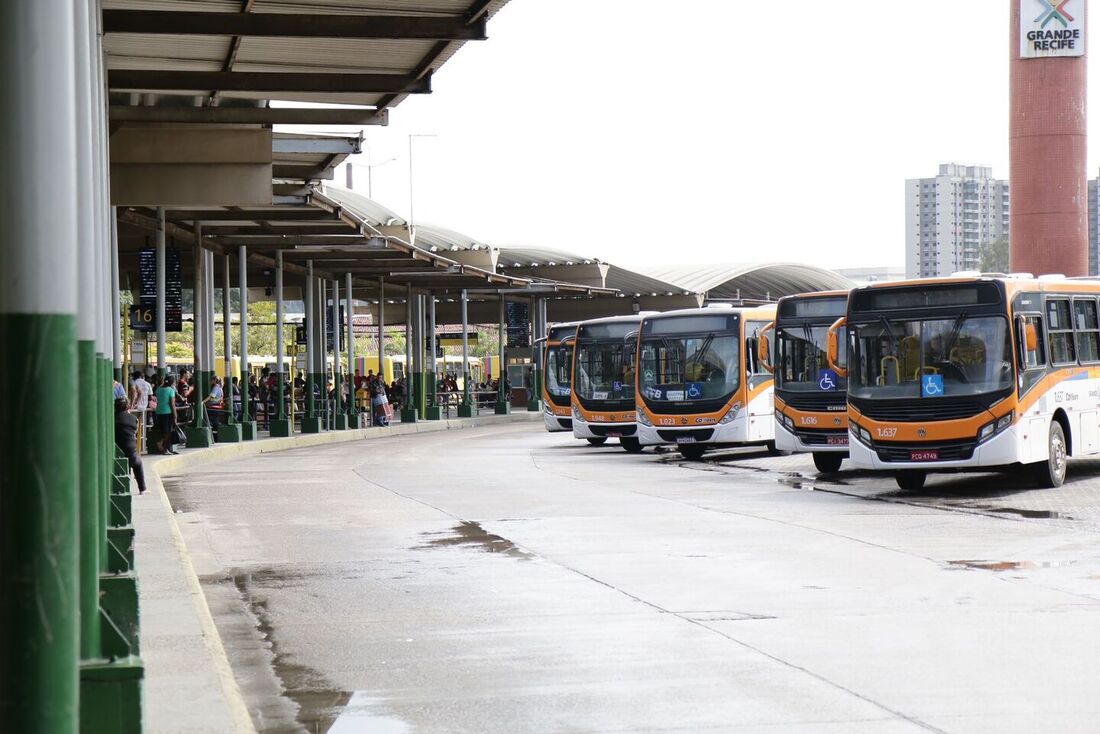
xmin=105 ymin=35 xmax=233 ymax=68
xmin=252 ymin=0 xmax=494 ymax=14
xmin=321 ymin=184 xmax=407 ymax=227
xmin=639 ymin=264 xmax=852 ymax=301
xmin=234 ymin=37 xmax=432 ymax=72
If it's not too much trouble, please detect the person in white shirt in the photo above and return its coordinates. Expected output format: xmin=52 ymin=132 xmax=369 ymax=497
xmin=130 ymin=371 xmax=152 ymax=413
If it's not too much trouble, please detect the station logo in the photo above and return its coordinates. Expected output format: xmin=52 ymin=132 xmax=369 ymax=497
xmin=1020 ymin=0 xmax=1084 ymax=58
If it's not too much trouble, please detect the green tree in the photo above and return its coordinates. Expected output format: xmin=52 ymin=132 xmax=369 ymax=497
xmin=979 ymin=236 xmax=1010 ymax=273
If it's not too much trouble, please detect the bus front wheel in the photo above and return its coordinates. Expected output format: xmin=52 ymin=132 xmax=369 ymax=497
xmin=678 ymin=444 xmax=707 ymax=461
xmin=620 ymin=437 xmax=644 ymax=453
xmin=895 ymin=471 xmax=926 ymax=491
xmin=1032 ymin=421 xmax=1067 ymax=489
xmin=812 ymin=452 xmax=843 ymax=474
xmin=586 ymin=437 xmax=607 ymax=446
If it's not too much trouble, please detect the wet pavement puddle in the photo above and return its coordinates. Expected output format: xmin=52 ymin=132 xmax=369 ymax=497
xmin=204 ymin=568 xmax=409 ymax=733
xmin=415 ymin=520 xmax=534 ymax=560
xmin=947 ymin=559 xmax=1079 ymax=572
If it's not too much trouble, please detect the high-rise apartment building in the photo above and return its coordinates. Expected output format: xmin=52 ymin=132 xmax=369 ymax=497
xmin=904 ymin=163 xmax=1010 ymax=278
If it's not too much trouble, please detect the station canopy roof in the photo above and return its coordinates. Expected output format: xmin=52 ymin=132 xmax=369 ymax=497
xmin=104 ymin=0 xmax=511 ymax=126
xmin=640 ymin=263 xmax=853 ymax=301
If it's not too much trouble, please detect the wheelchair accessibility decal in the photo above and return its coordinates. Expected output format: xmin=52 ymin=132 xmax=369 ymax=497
xmin=818 ymin=369 xmax=838 ymax=391
xmin=686 ymin=382 xmax=704 ymax=399
xmin=921 ymin=373 xmax=944 ymax=398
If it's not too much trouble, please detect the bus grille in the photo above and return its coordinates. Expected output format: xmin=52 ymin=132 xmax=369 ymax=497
xmin=852 ymin=398 xmax=986 ymax=422
xmin=657 ymin=428 xmax=714 ymax=442
xmin=874 ymin=439 xmax=976 ymax=462
xmin=590 ymin=425 xmax=636 ymax=437
xmin=780 ymin=393 xmax=846 ymax=412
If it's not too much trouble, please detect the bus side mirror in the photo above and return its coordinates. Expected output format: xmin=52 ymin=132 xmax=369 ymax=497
xmin=827 ymin=317 xmax=848 ymax=378
xmin=758 ymin=321 xmax=775 ymax=374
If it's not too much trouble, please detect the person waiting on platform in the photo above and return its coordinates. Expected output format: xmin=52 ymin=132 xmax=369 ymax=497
xmin=204 ymin=376 xmax=225 ymax=430
xmin=114 ymin=398 xmax=147 ymax=495
xmin=153 ymin=375 xmax=179 ymax=455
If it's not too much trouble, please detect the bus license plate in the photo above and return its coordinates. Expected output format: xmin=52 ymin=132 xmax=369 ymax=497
xmin=827 ymin=436 xmax=848 ymax=446
xmin=676 ymin=436 xmax=696 ymax=444
xmin=910 ymin=450 xmax=938 ymax=462
xmin=607 ymin=431 xmax=620 ymax=438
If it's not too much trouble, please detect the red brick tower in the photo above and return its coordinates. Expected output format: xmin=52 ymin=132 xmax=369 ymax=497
xmin=1010 ymin=0 xmax=1088 ymax=276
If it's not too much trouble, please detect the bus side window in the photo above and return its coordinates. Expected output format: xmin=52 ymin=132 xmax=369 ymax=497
xmin=1017 ymin=315 xmax=1045 ymax=370
xmin=1046 ymin=299 xmax=1076 ymax=365
xmin=1073 ymin=299 xmax=1100 ymax=363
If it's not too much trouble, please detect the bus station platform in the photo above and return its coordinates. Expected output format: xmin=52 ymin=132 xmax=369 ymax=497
xmin=134 ymin=412 xmax=539 ymax=733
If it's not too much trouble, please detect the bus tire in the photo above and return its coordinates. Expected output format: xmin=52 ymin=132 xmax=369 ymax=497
xmin=620 ymin=437 xmax=643 ymax=453
xmin=586 ymin=437 xmax=607 ymax=446
xmin=765 ymin=440 xmax=789 ymax=456
xmin=1032 ymin=421 xmax=1068 ymax=489
xmin=678 ymin=444 xmax=707 ymax=461
xmin=812 ymin=452 xmax=843 ymax=474
xmin=895 ymin=471 xmax=926 ymax=491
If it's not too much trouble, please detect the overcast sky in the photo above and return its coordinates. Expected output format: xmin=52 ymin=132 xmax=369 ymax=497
xmin=284 ymin=1 xmax=1098 ymax=272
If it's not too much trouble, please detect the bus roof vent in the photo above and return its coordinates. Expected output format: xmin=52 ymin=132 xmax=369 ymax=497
xmin=1009 ymin=272 xmax=1034 ymax=279
xmin=951 ymin=270 xmax=982 ymax=278
xmin=704 ymin=303 xmax=735 ymax=309
xmin=979 ymin=272 xmax=1008 ymax=278
xmin=1038 ymin=273 xmax=1067 ymax=281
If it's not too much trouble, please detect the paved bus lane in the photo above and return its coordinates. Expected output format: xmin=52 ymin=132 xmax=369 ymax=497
xmin=168 ymin=424 xmax=1100 ymax=733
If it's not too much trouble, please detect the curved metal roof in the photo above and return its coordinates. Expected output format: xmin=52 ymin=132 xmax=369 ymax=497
xmin=639 ymin=263 xmax=852 ymax=301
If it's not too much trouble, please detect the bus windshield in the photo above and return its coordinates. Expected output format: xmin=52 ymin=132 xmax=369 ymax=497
xmin=776 ymin=324 xmax=846 ymax=392
xmin=575 ymin=324 xmax=635 ymax=402
xmin=546 ymin=344 xmax=572 ymax=397
xmin=639 ymin=334 xmax=740 ymax=403
xmin=849 ymin=315 xmax=1013 ymax=398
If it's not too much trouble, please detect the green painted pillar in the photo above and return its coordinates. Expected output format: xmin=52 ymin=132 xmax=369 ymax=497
xmin=345 ymin=272 xmax=356 ymax=428
xmin=496 ymin=297 xmax=510 ymax=415
xmin=302 ymin=267 xmax=321 ymax=433
xmin=0 ymin=0 xmax=81 ymax=728
xmin=332 ymin=277 xmax=348 ymax=430
xmin=187 ymin=227 xmax=213 ymax=447
xmin=401 ymin=285 xmax=418 ymax=423
xmin=458 ymin=289 xmax=474 ymax=417
xmin=238 ymin=245 xmax=256 ymax=440
xmin=528 ymin=298 xmax=543 ymax=412
xmin=216 ymin=254 xmax=241 ymax=443
xmin=270 ymin=250 xmax=291 ymax=437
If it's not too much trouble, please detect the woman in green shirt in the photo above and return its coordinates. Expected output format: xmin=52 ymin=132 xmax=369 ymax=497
xmin=154 ymin=375 xmax=179 ymax=455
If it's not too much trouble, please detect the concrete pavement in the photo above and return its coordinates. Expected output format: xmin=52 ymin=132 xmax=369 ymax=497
xmin=158 ymin=425 xmax=1100 ymax=733
xmin=133 ymin=412 xmax=541 ymax=733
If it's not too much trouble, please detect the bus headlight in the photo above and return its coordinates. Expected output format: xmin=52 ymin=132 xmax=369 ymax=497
xmin=776 ymin=411 xmax=794 ymax=430
xmin=850 ymin=421 xmax=872 ymax=446
xmin=636 ymin=406 xmax=653 ymax=426
xmin=572 ymin=404 xmax=584 ymax=422
xmin=977 ymin=411 xmax=1014 ymax=444
xmin=719 ymin=402 xmax=742 ymax=424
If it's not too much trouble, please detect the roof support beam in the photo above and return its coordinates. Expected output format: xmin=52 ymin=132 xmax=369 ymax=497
xmin=108 ymin=70 xmax=431 ymax=94
xmin=109 ymin=105 xmax=388 ymax=126
xmin=164 ymin=208 xmax=334 ymax=222
xmin=102 ymin=11 xmax=488 ymax=41
xmin=201 ymin=224 xmax=354 ymax=236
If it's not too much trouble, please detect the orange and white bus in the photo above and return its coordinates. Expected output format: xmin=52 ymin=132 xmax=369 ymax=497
xmin=571 ymin=314 xmax=649 ymax=452
xmin=763 ymin=291 xmax=850 ymax=473
xmin=829 ymin=274 xmax=1100 ymax=490
xmin=635 ymin=304 xmax=777 ymax=460
xmin=541 ymin=322 xmax=577 ymax=433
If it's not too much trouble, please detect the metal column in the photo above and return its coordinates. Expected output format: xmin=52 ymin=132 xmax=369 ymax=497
xmin=425 ymin=294 xmax=440 ymax=419
xmin=320 ymin=279 xmax=329 ymax=428
xmin=377 ymin=277 xmax=385 ymax=379
xmin=110 ymin=209 xmax=122 ymax=382
xmin=332 ymin=277 xmax=347 ymax=429
xmin=496 ymin=297 xmax=510 ymax=414
xmin=401 ymin=285 xmax=417 ymax=422
xmin=186 ymin=225 xmax=213 ymax=446
xmin=155 ymin=206 xmax=166 ymax=380
xmin=303 ymin=264 xmax=320 ymax=432
xmin=238 ymin=246 xmax=254 ymax=439
xmin=458 ymin=289 xmax=473 ymax=417
xmin=528 ymin=298 xmax=543 ymax=412
xmin=346 ymin=272 xmax=355 ymax=426
xmin=271 ymin=251 xmax=291 ymax=436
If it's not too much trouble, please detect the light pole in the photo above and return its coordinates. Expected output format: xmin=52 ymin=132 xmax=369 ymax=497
xmin=407 ymin=133 xmax=437 ymax=246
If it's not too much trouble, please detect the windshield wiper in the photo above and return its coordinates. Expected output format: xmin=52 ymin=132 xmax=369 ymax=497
xmin=879 ymin=316 xmax=898 ymax=351
xmin=943 ymin=310 xmax=969 ymax=358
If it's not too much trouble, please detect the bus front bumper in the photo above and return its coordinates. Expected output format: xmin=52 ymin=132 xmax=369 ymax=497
xmin=774 ymin=421 xmax=849 ymax=454
xmin=543 ymin=405 xmax=572 ymax=432
xmin=848 ymin=424 xmax=1019 ymax=471
xmin=637 ymin=415 xmax=753 ymax=447
xmin=572 ymin=414 xmax=635 ymax=440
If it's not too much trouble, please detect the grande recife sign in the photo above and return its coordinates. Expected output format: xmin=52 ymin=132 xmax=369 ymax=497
xmin=1020 ymin=0 xmax=1085 ymax=58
